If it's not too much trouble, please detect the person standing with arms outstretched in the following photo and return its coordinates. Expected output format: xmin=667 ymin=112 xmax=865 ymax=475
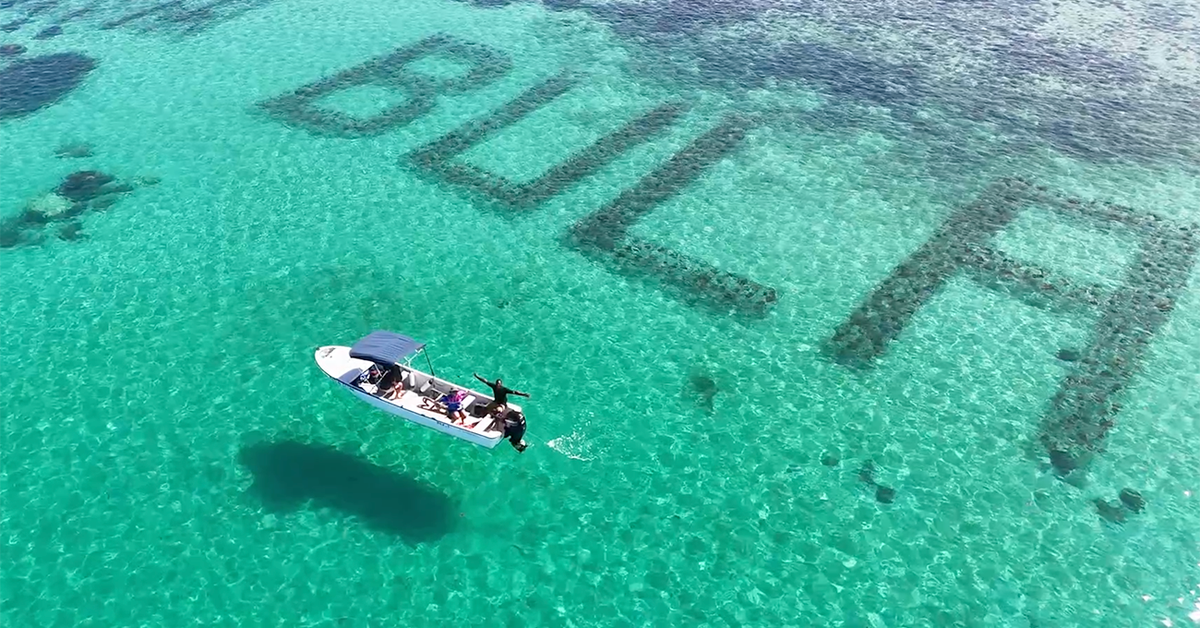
xmin=473 ymin=373 xmax=530 ymax=417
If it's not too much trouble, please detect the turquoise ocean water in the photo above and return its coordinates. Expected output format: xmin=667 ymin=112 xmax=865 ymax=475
xmin=2 ymin=0 xmax=1199 ymax=626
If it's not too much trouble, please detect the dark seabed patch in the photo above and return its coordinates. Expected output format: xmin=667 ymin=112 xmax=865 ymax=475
xmin=0 ymin=42 xmax=25 ymax=56
xmin=457 ymin=0 xmax=1200 ymax=165
xmin=238 ymin=440 xmax=458 ymax=544
xmin=688 ymin=370 xmax=719 ymax=414
xmin=89 ymin=195 xmax=117 ymax=210
xmin=857 ymin=459 xmax=877 ymax=485
xmin=0 ymin=220 xmax=22 ymax=248
xmin=853 ymin=459 xmax=896 ymax=502
xmin=56 ymin=220 xmax=83 ymax=241
xmin=1048 ymin=449 xmax=1077 ymax=473
xmin=57 ymin=170 xmax=114 ymax=202
xmin=1056 ymin=348 xmax=1081 ymax=362
xmin=0 ymin=52 xmax=97 ymax=119
xmin=712 ymin=39 xmax=927 ymax=106
xmin=1119 ymin=488 xmax=1145 ymax=512
xmin=1094 ymin=498 xmax=1126 ymax=524
xmin=33 ymin=24 xmax=61 ymax=39
xmin=1 ymin=169 xmax=141 ymax=248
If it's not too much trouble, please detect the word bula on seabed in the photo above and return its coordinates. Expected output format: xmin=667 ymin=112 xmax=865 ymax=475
xmin=260 ymin=34 xmax=778 ymax=316
xmin=260 ymin=33 xmax=1199 ymax=473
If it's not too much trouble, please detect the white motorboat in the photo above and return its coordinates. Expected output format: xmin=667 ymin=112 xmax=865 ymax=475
xmin=315 ymin=331 xmax=526 ymax=450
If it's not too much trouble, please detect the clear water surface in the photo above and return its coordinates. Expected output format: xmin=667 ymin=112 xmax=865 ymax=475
xmin=1 ymin=0 xmax=1198 ymax=626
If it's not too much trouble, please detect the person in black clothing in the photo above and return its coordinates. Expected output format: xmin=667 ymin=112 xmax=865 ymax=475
xmin=473 ymin=373 xmax=530 ymax=418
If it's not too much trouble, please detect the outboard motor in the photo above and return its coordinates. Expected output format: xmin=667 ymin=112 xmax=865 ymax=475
xmin=501 ymin=409 xmax=527 ymax=452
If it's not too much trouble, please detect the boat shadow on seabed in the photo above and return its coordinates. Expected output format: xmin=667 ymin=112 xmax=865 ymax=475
xmin=237 ymin=440 xmax=458 ymax=544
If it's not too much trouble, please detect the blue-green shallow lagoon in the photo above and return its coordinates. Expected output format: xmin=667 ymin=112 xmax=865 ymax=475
xmin=2 ymin=0 xmax=1199 ymax=626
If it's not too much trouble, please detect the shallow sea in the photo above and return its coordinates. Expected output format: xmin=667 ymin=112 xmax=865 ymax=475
xmin=1 ymin=0 xmax=1199 ymax=626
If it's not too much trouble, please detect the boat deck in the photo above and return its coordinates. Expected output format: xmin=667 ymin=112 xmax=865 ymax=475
xmin=356 ymin=363 xmax=515 ymax=436
xmin=382 ymin=388 xmax=501 ymax=435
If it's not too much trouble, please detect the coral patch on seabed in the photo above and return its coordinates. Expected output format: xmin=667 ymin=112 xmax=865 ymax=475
xmin=1092 ymin=488 xmax=1148 ymax=523
xmin=0 ymin=52 xmax=97 ymax=119
xmin=0 ymin=170 xmax=156 ymax=249
xmin=688 ymin=370 xmax=719 ymax=415
xmin=23 ymin=192 xmax=76 ymax=221
xmin=57 ymin=220 xmax=84 ymax=241
xmin=1118 ymin=488 xmax=1145 ymax=512
xmin=1094 ymin=498 xmax=1126 ymax=524
xmin=56 ymin=170 xmax=115 ymax=202
xmin=33 ymin=24 xmax=62 ymax=39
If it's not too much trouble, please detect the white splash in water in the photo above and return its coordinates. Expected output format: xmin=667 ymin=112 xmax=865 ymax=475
xmin=547 ymin=431 xmax=594 ymax=461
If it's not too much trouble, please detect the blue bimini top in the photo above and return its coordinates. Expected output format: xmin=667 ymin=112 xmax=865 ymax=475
xmin=348 ymin=330 xmax=425 ymax=365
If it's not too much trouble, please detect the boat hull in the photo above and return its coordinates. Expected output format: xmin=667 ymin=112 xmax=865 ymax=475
xmin=315 ymin=345 xmax=506 ymax=449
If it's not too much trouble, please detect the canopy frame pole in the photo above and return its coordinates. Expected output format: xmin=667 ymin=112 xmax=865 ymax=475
xmin=422 ymin=347 xmax=437 ymax=377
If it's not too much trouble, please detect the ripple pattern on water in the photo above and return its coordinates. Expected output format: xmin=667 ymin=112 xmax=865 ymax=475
xmin=2 ymin=0 xmax=1199 ymax=626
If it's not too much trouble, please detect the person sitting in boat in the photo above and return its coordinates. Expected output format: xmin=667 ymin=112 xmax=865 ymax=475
xmin=438 ymin=388 xmax=469 ymax=424
xmin=356 ymin=365 xmax=383 ymax=394
xmin=380 ymin=368 xmax=406 ymax=401
xmin=473 ymin=373 xmax=530 ymax=417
